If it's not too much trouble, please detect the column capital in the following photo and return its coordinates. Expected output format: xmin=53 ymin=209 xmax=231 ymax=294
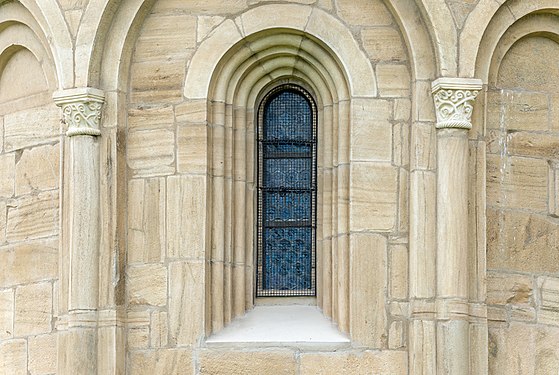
xmin=53 ymin=87 xmax=105 ymax=136
xmin=431 ymin=77 xmax=482 ymax=130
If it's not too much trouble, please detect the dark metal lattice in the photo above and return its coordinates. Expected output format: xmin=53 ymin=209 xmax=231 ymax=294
xmin=256 ymin=85 xmax=317 ymax=297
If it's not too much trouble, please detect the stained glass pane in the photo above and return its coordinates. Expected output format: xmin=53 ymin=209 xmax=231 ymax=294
xmin=257 ymin=85 xmax=317 ymax=297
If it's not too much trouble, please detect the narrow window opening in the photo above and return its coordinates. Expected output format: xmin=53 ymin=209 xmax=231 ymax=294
xmin=256 ymin=84 xmax=317 ymax=297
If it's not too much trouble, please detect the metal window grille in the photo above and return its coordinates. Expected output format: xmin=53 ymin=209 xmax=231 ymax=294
xmin=256 ymin=85 xmax=317 ymax=297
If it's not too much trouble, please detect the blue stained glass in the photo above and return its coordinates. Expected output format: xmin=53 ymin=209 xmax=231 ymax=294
xmin=264 ymin=192 xmax=311 ymax=223
xmin=263 ymin=159 xmax=311 ymax=189
xmin=264 ymin=91 xmax=312 ymax=140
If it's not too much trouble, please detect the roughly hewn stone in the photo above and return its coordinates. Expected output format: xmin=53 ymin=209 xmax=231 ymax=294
xmin=127 ymin=264 xmax=168 ymax=307
xmin=300 ymin=350 xmax=407 ymax=375
xmin=28 ymin=334 xmax=56 ymax=374
xmin=14 ymin=282 xmax=52 ymax=336
xmin=0 ymin=239 xmax=58 ymax=287
xmin=199 ymin=350 xmax=297 ymax=375
xmin=0 ymin=339 xmax=27 ymax=375
xmin=129 ymin=349 xmax=193 ymax=374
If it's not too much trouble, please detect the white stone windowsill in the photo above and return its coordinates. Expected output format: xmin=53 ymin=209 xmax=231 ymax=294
xmin=205 ymin=305 xmax=350 ymax=349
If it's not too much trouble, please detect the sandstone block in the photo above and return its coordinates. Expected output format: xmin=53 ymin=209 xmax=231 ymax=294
xmin=150 ymin=311 xmax=168 ymax=348
xmin=486 ymin=155 xmax=548 ymax=212
xmin=551 ymin=94 xmax=559 ymax=131
xmin=362 ymin=27 xmax=406 ymax=62
xmin=300 ymin=350 xmax=407 ymax=375
xmin=496 ymin=131 xmax=559 ymax=159
xmin=414 ymin=80 xmax=436 ymax=122
xmin=197 ymin=16 xmax=225 ymax=43
xmin=486 ymin=271 xmax=533 ymax=306
xmin=128 ymin=105 xmax=174 ymax=130
xmin=4 ymin=105 xmax=59 ymax=152
xmin=129 ymin=349 xmax=193 ymax=375
xmin=15 ymin=143 xmax=59 ymax=196
xmin=0 ymin=200 xmax=5 ymax=244
xmin=168 ymin=261 xmax=204 ymax=346
xmin=487 ymin=210 xmax=559 ymax=273
xmin=336 ymin=0 xmax=392 ymax=26
xmin=199 ymin=350 xmax=296 ymax=375
xmin=0 ymin=239 xmax=58 ymax=287
xmin=376 ymin=64 xmax=410 ymax=97
xmin=14 ymin=282 xmax=52 ymax=336
xmin=127 ymin=128 xmax=175 ymax=177
xmin=151 ymin=0 xmax=246 ymax=14
xmin=128 ymin=327 xmax=150 ymax=350
xmin=0 ymin=339 xmax=26 ymax=375
xmin=6 ymin=190 xmax=59 ymax=242
xmin=0 ymin=153 xmax=14 ymax=197
xmin=350 ymin=162 xmax=398 ymax=231
xmin=127 ymin=264 xmax=168 ymax=306
xmin=177 ymin=125 xmax=207 ymax=174
xmin=390 ymin=244 xmax=408 ymax=300
xmin=175 ymin=100 xmax=207 ymax=124
xmin=28 ymin=334 xmax=56 ymax=374
xmin=389 ymin=320 xmax=405 ymax=349
xmin=394 ymin=99 xmax=411 ymax=122
xmin=167 ymin=176 xmax=206 ymax=259
xmin=350 ymin=99 xmax=392 ymax=162
xmin=410 ymin=122 xmax=436 ymax=170
xmin=0 ymin=289 xmax=13 ymax=340
xmin=128 ymin=178 xmax=165 ymax=264
xmin=130 ymin=60 xmax=185 ymax=104
xmin=539 ymin=276 xmax=559 ymax=310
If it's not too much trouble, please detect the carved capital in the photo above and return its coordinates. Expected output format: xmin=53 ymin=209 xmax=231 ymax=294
xmin=431 ymin=78 xmax=483 ymax=130
xmin=53 ymin=87 xmax=105 ymax=136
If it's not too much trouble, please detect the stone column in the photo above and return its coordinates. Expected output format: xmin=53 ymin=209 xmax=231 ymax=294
xmin=431 ymin=78 xmax=482 ymax=375
xmin=54 ymin=87 xmax=104 ymax=374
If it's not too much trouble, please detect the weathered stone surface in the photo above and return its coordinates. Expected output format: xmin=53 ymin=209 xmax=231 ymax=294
xmin=361 ymin=27 xmax=406 ymax=62
xmin=336 ymin=0 xmax=392 ymax=26
xmin=199 ymin=350 xmax=297 ymax=374
xmin=177 ymin=125 xmax=207 ymax=174
xmin=350 ymin=99 xmax=392 ymax=162
xmin=151 ymin=0 xmax=246 ymax=14
xmin=167 ymin=176 xmax=206 ymax=259
xmin=411 ymin=122 xmax=436 ymax=170
xmin=14 ymin=282 xmax=52 ymax=336
xmin=486 ymin=155 xmax=548 ymax=213
xmin=128 ymin=105 xmax=175 ymax=130
xmin=539 ymin=276 xmax=559 ymax=310
xmin=6 ymin=191 xmax=59 ymax=242
xmin=0 ymin=289 xmax=13 ymax=340
xmin=150 ymin=311 xmax=168 ymax=348
xmin=486 ymin=271 xmax=533 ymax=306
xmin=0 ymin=200 xmax=5 ymax=245
xmin=197 ymin=16 xmax=225 ymax=43
xmin=389 ymin=320 xmax=405 ymax=349
xmin=15 ymin=143 xmax=59 ymax=196
xmin=0 ymin=239 xmax=58 ymax=287
xmin=127 ymin=129 xmax=175 ymax=177
xmin=350 ymin=162 xmax=398 ymax=231
xmin=127 ymin=264 xmax=168 ymax=306
xmin=300 ymin=350 xmax=407 ymax=374
xmin=128 ymin=178 xmax=165 ymax=264
xmin=376 ymin=64 xmax=411 ymax=97
xmin=390 ymin=244 xmax=408 ymax=300
xmin=487 ymin=130 xmax=559 ymax=158
xmin=128 ymin=327 xmax=150 ymax=350
xmin=487 ymin=210 xmax=559 ymax=273
xmin=130 ymin=60 xmax=186 ymax=104
xmin=28 ymin=334 xmax=56 ymax=375
xmin=4 ymin=105 xmax=60 ymax=152
xmin=0 ymin=339 xmax=26 ymax=375
xmin=129 ymin=349 xmax=193 ymax=374
xmin=0 ymin=153 xmax=14 ymax=198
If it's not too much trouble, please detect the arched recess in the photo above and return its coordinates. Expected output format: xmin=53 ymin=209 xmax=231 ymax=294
xmin=474 ymin=5 xmax=559 ymax=374
xmin=202 ymin=26 xmax=355 ymax=337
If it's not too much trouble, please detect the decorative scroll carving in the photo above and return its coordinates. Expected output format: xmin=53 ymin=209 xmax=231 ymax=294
xmin=431 ymin=78 xmax=483 ymax=130
xmin=53 ymin=88 xmax=105 ymax=136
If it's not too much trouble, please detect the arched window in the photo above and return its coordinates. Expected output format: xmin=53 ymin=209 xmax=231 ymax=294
xmin=256 ymin=84 xmax=317 ymax=297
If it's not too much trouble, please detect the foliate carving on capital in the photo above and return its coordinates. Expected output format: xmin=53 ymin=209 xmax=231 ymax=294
xmin=53 ymin=88 xmax=105 ymax=137
xmin=431 ymin=78 xmax=483 ymax=130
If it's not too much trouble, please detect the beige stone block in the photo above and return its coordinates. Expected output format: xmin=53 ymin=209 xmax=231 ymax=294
xmin=510 ymin=305 xmax=536 ymax=322
xmin=486 ymin=155 xmax=548 ymax=212
xmin=389 ymin=320 xmax=405 ymax=349
xmin=390 ymin=244 xmax=408 ymax=300
xmin=398 ymin=168 xmax=409 ymax=232
xmin=486 ymin=272 xmax=533 ymax=306
xmin=534 ymin=326 xmax=559 ymax=374
xmin=175 ymin=100 xmax=207 ymax=124
xmin=487 ymin=210 xmax=559 ymax=273
xmin=350 ymin=99 xmax=392 ymax=162
xmin=550 ymin=162 xmax=559 ymax=217
xmin=15 ymin=144 xmax=59 ymax=196
xmin=128 ymin=178 xmax=165 ymax=264
xmin=502 ymin=131 xmax=559 ymax=159
xmin=168 ymin=261 xmax=204 ymax=346
xmin=506 ymin=92 xmax=549 ymax=132
xmin=0 ymin=200 xmax=5 ymax=244
xmin=199 ymin=350 xmax=296 ymax=375
xmin=177 ymin=125 xmax=207 ymax=174
xmin=0 ymin=153 xmax=14 ymax=198
xmin=376 ymin=64 xmax=410 ymax=98
xmin=488 ymin=324 xmax=536 ymax=375
xmin=150 ymin=311 xmax=168 ymax=348
xmin=28 ymin=334 xmax=56 ymax=374
xmin=130 ymin=60 xmax=186 ymax=104
xmin=350 ymin=162 xmax=398 ymax=231
xmin=551 ymin=94 xmax=559 ymax=131
xmin=128 ymin=327 xmax=150 ymax=350
xmin=336 ymin=0 xmax=392 ymax=26
xmin=410 ymin=122 xmax=436 ymax=171
xmin=0 ymin=289 xmax=13 ymax=340
xmin=197 ymin=16 xmax=225 ymax=43
xmin=127 ymin=264 xmax=167 ymax=306
xmin=6 ymin=190 xmax=59 ymax=242
xmin=394 ymin=98 xmax=411 ymax=122
xmin=152 ymin=0 xmax=245 ymax=14
xmin=362 ymin=27 xmax=406 ymax=62
xmin=167 ymin=176 xmax=206 ymax=259
xmin=129 ymin=349 xmax=193 ymax=374
xmin=127 ymin=129 xmax=175 ymax=177
xmin=14 ymin=282 xmax=52 ymax=336
xmin=0 ymin=239 xmax=58 ymax=287
xmin=4 ymin=105 xmax=60 ymax=152
xmin=318 ymin=0 xmax=333 ymax=10
xmin=539 ymin=276 xmax=559 ymax=310
xmin=134 ymin=14 xmax=196 ymax=62
xmin=409 ymin=320 xmax=436 ymax=374
xmin=0 ymin=339 xmax=26 ymax=375
xmin=300 ymin=350 xmax=407 ymax=375
xmin=128 ymin=105 xmax=174 ymax=130
xmin=350 ymin=233 xmax=387 ymax=347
